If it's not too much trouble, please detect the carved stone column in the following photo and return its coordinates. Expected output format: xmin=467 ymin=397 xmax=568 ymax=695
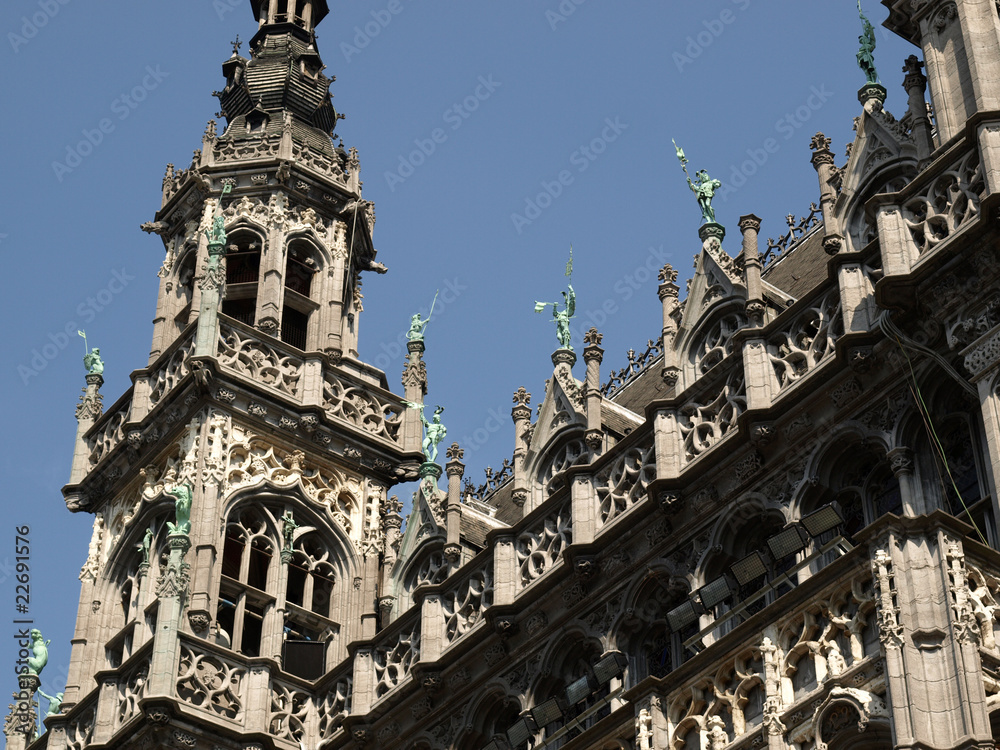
xmin=838 ymin=263 xmax=876 ymax=334
xmin=902 ymin=56 xmax=934 ymax=162
xmin=323 ymin=240 xmax=348 ymax=360
xmin=652 ymin=408 xmax=683 ymax=480
xmin=877 ymin=205 xmax=917 ymax=277
xmin=69 ymin=373 xmax=103 ymax=485
xmin=571 ymin=474 xmax=597 ymax=546
xmin=888 ymin=446 xmax=925 ymax=516
xmin=866 ymin=518 xmax=993 ymax=748
xmin=146 ymin=534 xmax=191 ymax=698
xmin=658 ymin=265 xmax=681 ymax=387
xmin=378 ymin=495 xmax=403 ymax=625
xmin=401 ymin=340 xmax=427 ymax=455
xmin=444 ymin=444 xmax=465 ymax=565
xmin=583 ymin=328 xmax=604 ymax=454
xmin=492 ymin=534 xmax=517 ymax=607
xmin=511 ymin=387 xmax=532 ymax=511
xmin=742 ymin=337 xmax=779 ymax=412
xmin=810 ymin=133 xmax=844 ymax=255
xmin=759 ymin=633 xmax=787 ymax=750
xmin=418 ymin=593 xmax=444 ymax=664
xmin=740 ymin=214 xmax=764 ymax=326
xmin=194 ymin=198 xmax=228 ymax=358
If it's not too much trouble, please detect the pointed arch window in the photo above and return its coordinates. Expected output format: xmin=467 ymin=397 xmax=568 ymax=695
xmin=281 ymin=240 xmax=320 ymax=350
xmin=222 ymin=231 xmax=263 ymax=327
xmin=218 ymin=508 xmax=275 ymax=657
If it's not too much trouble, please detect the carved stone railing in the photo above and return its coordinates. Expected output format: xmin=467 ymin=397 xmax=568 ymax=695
xmin=441 ymin=561 xmax=494 ymax=644
xmin=217 ymin=319 xmax=303 ymax=399
xmin=268 ymin=676 xmax=313 ymax=744
xmin=902 ymin=146 xmax=983 ymax=257
xmin=763 ymin=203 xmax=822 ymax=268
xmin=292 ymin=141 xmax=347 ymax=183
xmin=114 ymin=645 xmax=152 ymax=731
xmin=661 ymin=558 xmax=880 ymax=750
xmin=601 ymin=340 xmax=663 ymax=397
xmin=676 ymin=362 xmax=746 ymax=465
xmin=63 ymin=694 xmax=97 ymax=750
xmin=176 ymin=639 xmax=247 ymax=723
xmin=322 ymin=370 xmax=404 ymax=445
xmin=316 ymin=672 xmax=353 ymax=746
xmin=87 ymin=396 xmax=132 ymax=466
xmin=516 ymin=499 xmax=573 ymax=589
xmin=148 ymin=329 xmax=196 ymax=407
xmin=594 ymin=437 xmax=656 ymax=529
xmin=463 ymin=459 xmax=513 ymax=502
xmin=767 ymin=285 xmax=844 ymax=393
xmin=213 ymin=134 xmax=282 ymax=164
xmin=372 ymin=613 xmax=421 ymax=700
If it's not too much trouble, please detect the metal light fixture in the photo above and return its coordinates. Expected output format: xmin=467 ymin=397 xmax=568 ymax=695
xmin=730 ymin=550 xmax=769 ymax=586
xmin=482 ymin=737 xmax=511 ymax=750
xmin=565 ymin=674 xmax=593 ymax=705
xmin=667 ymin=599 xmax=702 ymax=631
xmin=766 ymin=524 xmax=811 ymax=560
xmin=505 ymin=716 xmax=538 ymax=748
xmin=801 ymin=504 xmax=845 ymax=537
xmin=697 ymin=575 xmax=737 ymax=609
xmin=592 ymin=651 xmax=628 ymax=684
xmin=530 ymin=697 xmax=564 ymax=728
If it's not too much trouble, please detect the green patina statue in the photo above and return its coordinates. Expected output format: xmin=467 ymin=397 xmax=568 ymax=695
xmin=535 ymin=285 xmax=576 ymax=350
xmin=26 ymin=629 xmax=50 ymax=676
xmin=37 ymin=690 xmax=63 ymax=717
xmin=406 ymin=291 xmax=439 ymax=342
xmin=165 ymin=482 xmax=193 ymax=536
xmin=136 ymin=527 xmax=154 ymax=564
xmin=674 ymin=141 xmax=722 ymax=224
xmin=83 ymin=348 xmax=104 ymax=376
xmin=280 ymin=511 xmax=298 ymax=551
xmin=405 ymin=402 xmax=448 ymax=463
xmin=857 ymin=1 xmax=879 ymax=84
xmin=205 ymin=182 xmax=234 ymax=248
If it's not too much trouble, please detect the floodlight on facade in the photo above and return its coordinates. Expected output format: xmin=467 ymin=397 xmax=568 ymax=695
xmin=505 ymin=716 xmax=538 ymax=748
xmin=592 ymin=651 xmax=628 ymax=684
xmin=697 ymin=575 xmax=737 ymax=609
xmin=800 ymin=504 xmax=845 ymax=537
xmin=530 ymin=697 xmax=564 ymax=728
xmin=730 ymin=551 xmax=769 ymax=586
xmin=565 ymin=674 xmax=594 ymax=705
xmin=482 ymin=737 xmax=511 ymax=750
xmin=667 ymin=599 xmax=702 ymax=631
xmin=766 ymin=525 xmax=811 ymax=560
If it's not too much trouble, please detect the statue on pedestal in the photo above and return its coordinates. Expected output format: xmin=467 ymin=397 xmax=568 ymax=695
xmin=405 ymin=402 xmax=447 ymax=463
xmin=673 ymin=140 xmax=722 ymax=224
xmin=857 ymin=1 xmax=879 ymax=84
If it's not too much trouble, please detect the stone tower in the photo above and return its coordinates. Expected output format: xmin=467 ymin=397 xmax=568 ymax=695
xmin=5 ymin=2 xmax=427 ymax=748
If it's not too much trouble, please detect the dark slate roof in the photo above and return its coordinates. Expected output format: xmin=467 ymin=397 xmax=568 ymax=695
xmin=761 ymin=226 xmax=828 ymax=302
xmin=460 ymin=513 xmax=494 ymax=550
xmin=487 ymin=482 xmax=521 ymax=526
xmin=609 ymin=366 xmax=675 ymax=413
xmin=217 ymin=31 xmax=339 ymax=140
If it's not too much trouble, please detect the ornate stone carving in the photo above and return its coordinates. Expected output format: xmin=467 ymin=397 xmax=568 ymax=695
xmin=871 ymin=547 xmax=903 ymax=649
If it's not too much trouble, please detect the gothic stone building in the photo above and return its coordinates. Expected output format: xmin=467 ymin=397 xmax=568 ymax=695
xmin=7 ymin=0 xmax=1000 ymax=748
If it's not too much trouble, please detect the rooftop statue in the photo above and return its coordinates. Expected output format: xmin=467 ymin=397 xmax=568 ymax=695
xmin=26 ymin=629 xmax=50 ymax=676
xmin=534 ymin=249 xmax=577 ymax=350
xmin=857 ymin=1 xmax=879 ymax=84
xmin=205 ymin=182 xmax=234 ymax=247
xmin=78 ymin=330 xmax=104 ymax=375
xmin=405 ymin=402 xmax=448 ymax=463
xmin=406 ymin=291 xmax=440 ymax=342
xmin=673 ymin=140 xmax=722 ymax=224
xmin=37 ymin=689 xmax=64 ymax=717
xmin=165 ymin=482 xmax=193 ymax=536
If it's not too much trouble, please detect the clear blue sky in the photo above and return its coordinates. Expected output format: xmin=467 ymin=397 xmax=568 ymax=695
xmin=0 ymin=0 xmax=916 ymax=702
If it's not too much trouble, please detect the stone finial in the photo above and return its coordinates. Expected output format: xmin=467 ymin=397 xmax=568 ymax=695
xmin=204 ymin=119 xmax=217 ymax=139
xmin=512 ymin=387 xmax=531 ymax=408
xmin=445 ymin=443 xmax=464 ymax=461
xmin=583 ymin=327 xmax=603 ymax=346
xmin=810 ymin=132 xmax=835 ymax=169
xmin=658 ymin=264 xmax=678 ymax=285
